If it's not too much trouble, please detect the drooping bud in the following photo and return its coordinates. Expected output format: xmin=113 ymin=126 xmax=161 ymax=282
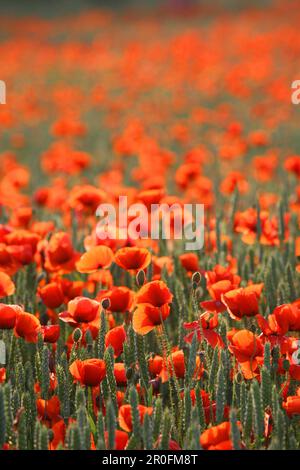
xmin=136 ymin=269 xmax=145 ymax=287
xmin=126 ymin=367 xmax=134 ymax=381
xmin=101 ymin=298 xmax=111 ymax=311
xmin=192 ymin=271 xmax=201 ymax=285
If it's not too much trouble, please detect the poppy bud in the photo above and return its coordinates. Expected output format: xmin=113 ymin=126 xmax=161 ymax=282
xmin=198 ymin=351 xmax=206 ymax=362
xmin=149 ymin=378 xmax=161 ymax=393
xmin=85 ymin=329 xmax=93 ymax=346
xmin=192 ymin=281 xmax=198 ymax=291
xmin=49 ymin=352 xmax=56 ymax=373
xmin=195 ymin=287 xmax=203 ymax=300
xmin=283 ymin=359 xmax=290 ymax=371
xmin=126 ymin=367 xmax=134 ymax=380
xmin=136 ymin=269 xmax=145 ymax=287
xmin=192 ymin=271 xmax=201 ymax=285
xmin=72 ymin=328 xmax=82 ymax=343
xmin=101 ymin=298 xmax=111 ymax=311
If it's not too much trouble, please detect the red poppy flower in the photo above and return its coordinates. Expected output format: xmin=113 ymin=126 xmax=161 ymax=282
xmin=160 ymin=349 xmax=203 ymax=383
xmin=50 ymin=419 xmax=66 ymax=450
xmin=59 ymin=297 xmax=100 ymax=325
xmin=283 ymin=396 xmax=300 ymax=417
xmin=205 ymin=264 xmax=240 ymax=287
xmin=39 ymin=282 xmax=64 ymax=309
xmin=104 ymin=430 xmax=129 ymax=450
xmin=0 ymin=368 xmax=6 ymax=383
xmin=201 ymin=279 xmax=235 ymax=313
xmin=41 ymin=325 xmax=60 ymax=343
xmin=68 ymin=185 xmax=107 ymax=213
xmin=221 ymin=283 xmax=264 ymax=320
xmin=179 ymin=253 xmax=200 ymax=273
xmin=69 ymin=359 xmax=106 ymax=387
xmin=0 ymin=303 xmax=23 ymax=329
xmin=114 ymin=363 xmax=127 ymax=385
xmin=118 ymin=404 xmax=153 ymax=433
xmin=44 ymin=232 xmax=78 ymax=273
xmin=114 ymin=247 xmax=151 ymax=272
xmin=184 ymin=312 xmax=224 ymax=348
xmin=14 ymin=312 xmax=41 ymax=343
xmin=105 ymin=325 xmax=126 ymax=357
xmin=97 ymin=286 xmax=134 ymax=313
xmin=227 ymin=329 xmax=264 ymax=379
xmin=133 ymin=280 xmax=173 ymax=335
xmin=36 ymin=395 xmax=60 ymax=421
xmin=149 ymin=355 xmax=164 ymax=377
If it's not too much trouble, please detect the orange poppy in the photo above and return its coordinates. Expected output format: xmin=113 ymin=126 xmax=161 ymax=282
xmin=133 ymin=303 xmax=170 ymax=335
xmin=200 ymin=421 xmax=240 ymax=450
xmin=76 ymin=246 xmax=114 ymax=273
xmin=0 ymin=272 xmax=15 ymax=298
xmin=135 ymin=280 xmax=173 ymax=307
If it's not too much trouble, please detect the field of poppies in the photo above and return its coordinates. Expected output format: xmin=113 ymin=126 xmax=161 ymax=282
xmin=1 ymin=0 xmax=300 ymax=452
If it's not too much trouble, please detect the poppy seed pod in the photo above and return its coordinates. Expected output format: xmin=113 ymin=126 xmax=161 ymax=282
xmin=85 ymin=328 xmax=93 ymax=346
xmin=72 ymin=327 xmax=82 ymax=343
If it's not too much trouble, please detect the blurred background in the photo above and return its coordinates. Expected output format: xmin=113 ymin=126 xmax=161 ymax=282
xmin=0 ymin=0 xmax=273 ymax=17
